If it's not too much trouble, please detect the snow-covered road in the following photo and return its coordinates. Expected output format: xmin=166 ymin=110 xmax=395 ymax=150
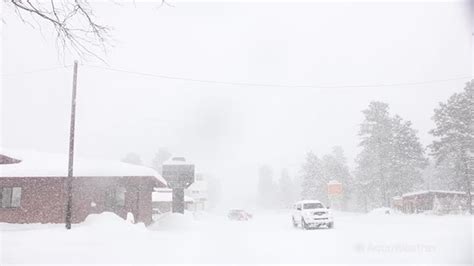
xmin=1 ymin=211 xmax=472 ymax=265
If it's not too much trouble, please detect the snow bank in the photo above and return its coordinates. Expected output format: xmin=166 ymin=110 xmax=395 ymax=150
xmin=368 ymin=207 xmax=399 ymax=215
xmin=149 ymin=212 xmax=196 ymax=231
xmin=152 ymin=191 xmax=194 ymax=202
xmin=78 ymin=212 xmax=146 ymax=232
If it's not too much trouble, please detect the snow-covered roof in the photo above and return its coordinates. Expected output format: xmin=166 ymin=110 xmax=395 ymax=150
xmin=327 ymin=180 xmax=341 ymax=185
xmin=295 ymin=200 xmax=323 ymax=204
xmin=162 ymin=157 xmax=193 ymax=166
xmin=152 ymin=191 xmax=194 ymax=202
xmin=0 ymin=148 xmax=167 ymax=185
xmin=402 ymin=190 xmax=470 ymax=197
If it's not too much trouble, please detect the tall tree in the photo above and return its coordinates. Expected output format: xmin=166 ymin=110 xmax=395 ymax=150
xmin=356 ymin=102 xmax=394 ymax=207
xmin=277 ymin=168 xmax=297 ymax=208
xmin=430 ymin=81 xmax=473 ymax=214
xmin=356 ymin=101 xmax=427 ymax=208
xmin=299 ymin=151 xmax=325 ymax=201
xmin=121 ymin=152 xmax=142 ymax=165
xmin=322 ymin=146 xmax=352 ymax=209
xmin=389 ymin=115 xmax=428 ymax=194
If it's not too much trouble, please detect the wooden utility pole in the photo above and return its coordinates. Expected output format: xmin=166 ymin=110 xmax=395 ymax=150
xmin=65 ymin=60 xmax=79 ymax=229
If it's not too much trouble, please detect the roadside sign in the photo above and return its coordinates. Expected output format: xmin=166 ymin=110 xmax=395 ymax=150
xmin=327 ymin=180 xmax=343 ymax=196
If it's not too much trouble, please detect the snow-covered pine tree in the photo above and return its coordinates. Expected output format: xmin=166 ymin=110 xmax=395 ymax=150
xmin=299 ymin=151 xmax=325 ymax=201
xmin=430 ymin=81 xmax=473 ymax=214
xmin=389 ymin=115 xmax=428 ymax=195
xmin=322 ymin=146 xmax=352 ymax=210
xmin=356 ymin=102 xmax=427 ymax=208
xmin=277 ymin=168 xmax=297 ymax=209
xmin=356 ymin=102 xmax=394 ymax=207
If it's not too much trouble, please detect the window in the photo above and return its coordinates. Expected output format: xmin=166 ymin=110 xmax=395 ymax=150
xmin=105 ymin=186 xmax=126 ymax=209
xmin=303 ymin=203 xmax=324 ymax=209
xmin=0 ymin=187 xmax=22 ymax=208
xmin=115 ymin=187 xmax=126 ymax=207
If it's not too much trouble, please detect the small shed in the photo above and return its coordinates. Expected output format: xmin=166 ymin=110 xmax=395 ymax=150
xmin=399 ymin=190 xmax=472 ymax=214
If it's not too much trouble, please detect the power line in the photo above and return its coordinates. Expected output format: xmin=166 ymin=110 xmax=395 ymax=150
xmin=83 ymin=64 xmax=472 ymax=89
xmin=1 ymin=65 xmax=72 ymax=78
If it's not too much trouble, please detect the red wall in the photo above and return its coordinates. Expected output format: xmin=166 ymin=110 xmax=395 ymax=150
xmin=0 ymin=176 xmax=156 ymax=225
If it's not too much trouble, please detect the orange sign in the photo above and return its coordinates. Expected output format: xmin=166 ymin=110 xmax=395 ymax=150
xmin=327 ymin=181 xmax=343 ymax=195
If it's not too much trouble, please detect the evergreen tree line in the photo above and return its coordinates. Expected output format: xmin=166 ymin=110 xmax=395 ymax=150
xmin=259 ymin=81 xmax=473 ymax=213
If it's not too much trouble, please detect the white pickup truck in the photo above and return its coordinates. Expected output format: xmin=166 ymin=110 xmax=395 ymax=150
xmin=292 ymin=200 xmax=334 ymax=229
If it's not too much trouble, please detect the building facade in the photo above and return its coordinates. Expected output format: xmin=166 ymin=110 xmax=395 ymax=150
xmin=185 ymin=173 xmax=208 ymax=211
xmin=0 ymin=149 xmax=166 ymax=225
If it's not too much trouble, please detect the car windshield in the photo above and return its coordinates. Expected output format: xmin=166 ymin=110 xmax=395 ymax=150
xmin=303 ymin=203 xmax=324 ymax=209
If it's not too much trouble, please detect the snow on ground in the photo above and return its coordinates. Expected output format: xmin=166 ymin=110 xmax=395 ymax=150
xmin=0 ymin=211 xmax=472 ymax=265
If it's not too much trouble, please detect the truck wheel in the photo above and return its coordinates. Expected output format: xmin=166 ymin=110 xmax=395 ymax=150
xmin=328 ymin=222 xmax=334 ymax=229
xmin=292 ymin=217 xmax=298 ymax=228
xmin=301 ymin=218 xmax=309 ymax=230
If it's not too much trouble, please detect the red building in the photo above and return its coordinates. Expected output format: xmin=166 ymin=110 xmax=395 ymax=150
xmin=394 ymin=190 xmax=473 ymax=214
xmin=0 ymin=149 xmax=167 ymax=225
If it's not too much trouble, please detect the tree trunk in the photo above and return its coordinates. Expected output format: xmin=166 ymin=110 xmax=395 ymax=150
xmin=464 ymin=158 xmax=472 ymax=214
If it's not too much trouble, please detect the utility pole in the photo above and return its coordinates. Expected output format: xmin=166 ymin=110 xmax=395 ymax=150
xmin=65 ymin=60 xmax=79 ymax=230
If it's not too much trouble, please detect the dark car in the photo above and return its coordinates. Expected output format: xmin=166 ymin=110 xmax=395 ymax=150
xmin=227 ymin=209 xmax=252 ymax=221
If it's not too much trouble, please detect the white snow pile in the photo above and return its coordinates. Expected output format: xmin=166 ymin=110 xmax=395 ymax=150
xmin=77 ymin=212 xmax=146 ymax=233
xmin=149 ymin=212 xmax=196 ymax=231
xmin=368 ymin=207 xmax=400 ymax=215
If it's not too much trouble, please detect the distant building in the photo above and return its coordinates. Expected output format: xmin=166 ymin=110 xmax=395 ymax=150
xmin=185 ymin=173 xmax=208 ymax=211
xmin=0 ymin=149 xmax=166 ymax=225
xmin=392 ymin=190 xmax=473 ymax=214
xmin=152 ymin=188 xmax=194 ymax=215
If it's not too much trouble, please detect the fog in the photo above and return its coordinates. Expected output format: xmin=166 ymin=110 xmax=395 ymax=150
xmin=1 ymin=0 xmax=471 ymax=208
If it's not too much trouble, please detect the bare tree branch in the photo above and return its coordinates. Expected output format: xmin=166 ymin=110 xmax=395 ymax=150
xmin=9 ymin=0 xmax=111 ymax=61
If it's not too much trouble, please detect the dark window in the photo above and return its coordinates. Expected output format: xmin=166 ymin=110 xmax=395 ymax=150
xmin=105 ymin=187 xmax=126 ymax=208
xmin=115 ymin=187 xmax=126 ymax=207
xmin=303 ymin=203 xmax=324 ymax=209
xmin=0 ymin=187 xmax=22 ymax=208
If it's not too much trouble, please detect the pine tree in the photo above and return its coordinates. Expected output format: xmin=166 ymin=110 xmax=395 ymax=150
xmin=277 ymin=168 xmax=297 ymax=208
xmin=356 ymin=102 xmax=394 ymax=207
xmin=389 ymin=115 xmax=428 ymax=195
xmin=299 ymin=151 xmax=325 ymax=201
xmin=430 ymin=81 xmax=473 ymax=214
xmin=322 ymin=146 xmax=352 ymax=210
xmin=356 ymin=102 xmax=427 ymax=208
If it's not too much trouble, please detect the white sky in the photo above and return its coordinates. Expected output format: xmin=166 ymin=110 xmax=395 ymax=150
xmin=1 ymin=0 xmax=472 ymax=206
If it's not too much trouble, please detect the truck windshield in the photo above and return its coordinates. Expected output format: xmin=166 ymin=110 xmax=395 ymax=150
xmin=303 ymin=203 xmax=324 ymax=209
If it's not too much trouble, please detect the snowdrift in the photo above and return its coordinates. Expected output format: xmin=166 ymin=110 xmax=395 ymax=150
xmin=368 ymin=207 xmax=399 ymax=215
xmin=149 ymin=212 xmax=197 ymax=231
xmin=76 ymin=212 xmax=147 ymax=233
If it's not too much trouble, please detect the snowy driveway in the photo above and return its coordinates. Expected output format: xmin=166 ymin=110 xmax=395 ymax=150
xmin=1 ymin=212 xmax=472 ymax=265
